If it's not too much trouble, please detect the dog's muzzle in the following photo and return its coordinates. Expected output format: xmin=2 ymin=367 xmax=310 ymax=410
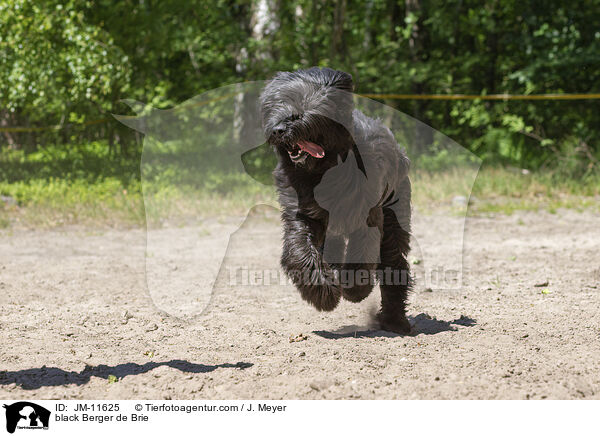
xmin=286 ymin=140 xmax=325 ymax=163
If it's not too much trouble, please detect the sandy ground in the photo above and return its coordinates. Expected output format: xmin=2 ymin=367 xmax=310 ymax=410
xmin=1 ymin=208 xmax=599 ymax=400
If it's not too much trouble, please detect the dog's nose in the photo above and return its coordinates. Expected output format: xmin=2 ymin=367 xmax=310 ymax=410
xmin=272 ymin=124 xmax=286 ymax=136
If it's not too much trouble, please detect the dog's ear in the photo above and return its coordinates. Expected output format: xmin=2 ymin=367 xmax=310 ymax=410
xmin=329 ymin=69 xmax=353 ymax=93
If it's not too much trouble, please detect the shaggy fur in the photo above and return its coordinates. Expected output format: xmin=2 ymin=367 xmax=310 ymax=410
xmin=260 ymin=67 xmax=412 ymax=334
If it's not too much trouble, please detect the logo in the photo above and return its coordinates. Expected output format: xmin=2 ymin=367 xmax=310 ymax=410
xmin=2 ymin=402 xmax=50 ymax=433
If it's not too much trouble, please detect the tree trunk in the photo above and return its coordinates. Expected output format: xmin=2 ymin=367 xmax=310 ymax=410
xmin=234 ymin=0 xmax=279 ymax=142
xmin=309 ymin=0 xmax=320 ymax=66
xmin=405 ymin=0 xmax=432 ymax=153
xmin=389 ymin=0 xmax=402 ymax=42
xmin=0 ymin=111 xmax=17 ymax=149
xmin=331 ymin=0 xmax=347 ymax=61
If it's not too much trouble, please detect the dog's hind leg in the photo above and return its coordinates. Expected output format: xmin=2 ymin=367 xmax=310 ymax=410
xmin=338 ymin=264 xmax=377 ymax=302
xmin=336 ymin=224 xmax=379 ymax=303
xmin=377 ymin=207 xmax=412 ymax=334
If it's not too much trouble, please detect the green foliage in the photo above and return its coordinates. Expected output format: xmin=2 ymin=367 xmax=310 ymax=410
xmin=0 ymin=0 xmax=130 ymax=122
xmin=0 ymin=141 xmax=139 ymax=187
xmin=2 ymin=0 xmax=599 ymax=172
xmin=1 ymin=0 xmax=599 ymax=227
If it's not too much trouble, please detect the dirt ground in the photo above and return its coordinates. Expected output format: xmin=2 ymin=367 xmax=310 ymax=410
xmin=1 ymin=208 xmax=599 ymax=399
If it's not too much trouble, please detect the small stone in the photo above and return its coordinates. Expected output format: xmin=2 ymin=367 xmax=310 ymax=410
xmin=145 ymin=323 xmax=158 ymax=332
xmin=309 ymin=379 xmax=333 ymax=391
xmin=289 ymin=333 xmax=308 ymax=343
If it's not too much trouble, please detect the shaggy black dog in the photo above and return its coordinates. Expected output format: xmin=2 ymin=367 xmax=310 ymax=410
xmin=260 ymin=67 xmax=412 ymax=334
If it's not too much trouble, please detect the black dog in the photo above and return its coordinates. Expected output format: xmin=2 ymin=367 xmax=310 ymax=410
xmin=260 ymin=67 xmax=412 ymax=334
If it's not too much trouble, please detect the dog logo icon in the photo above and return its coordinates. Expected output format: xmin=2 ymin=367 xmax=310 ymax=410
xmin=2 ymin=402 xmax=50 ymax=433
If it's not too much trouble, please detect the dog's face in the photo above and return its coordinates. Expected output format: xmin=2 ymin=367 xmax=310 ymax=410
xmin=260 ymin=67 xmax=355 ymax=171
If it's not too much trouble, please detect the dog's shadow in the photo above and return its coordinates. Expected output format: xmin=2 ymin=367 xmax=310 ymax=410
xmin=313 ymin=313 xmax=476 ymax=339
xmin=0 ymin=360 xmax=253 ymax=390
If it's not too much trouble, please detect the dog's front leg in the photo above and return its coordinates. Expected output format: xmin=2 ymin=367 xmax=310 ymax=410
xmin=281 ymin=214 xmax=342 ymax=311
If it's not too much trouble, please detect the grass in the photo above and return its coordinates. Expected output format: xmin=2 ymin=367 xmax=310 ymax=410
xmin=0 ymin=142 xmax=144 ymax=227
xmin=412 ymin=164 xmax=600 ymax=215
xmin=467 ymin=165 xmax=600 ymax=215
xmin=1 ymin=142 xmax=599 ymax=228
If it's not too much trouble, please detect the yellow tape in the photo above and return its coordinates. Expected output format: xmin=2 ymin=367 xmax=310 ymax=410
xmin=359 ymin=93 xmax=600 ymax=100
xmin=1 ymin=93 xmax=599 ymax=133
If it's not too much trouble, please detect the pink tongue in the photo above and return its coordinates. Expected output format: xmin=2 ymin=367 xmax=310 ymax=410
xmin=297 ymin=140 xmax=325 ymax=158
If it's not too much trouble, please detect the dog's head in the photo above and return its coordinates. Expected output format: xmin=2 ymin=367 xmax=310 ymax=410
xmin=260 ymin=67 xmax=355 ymax=171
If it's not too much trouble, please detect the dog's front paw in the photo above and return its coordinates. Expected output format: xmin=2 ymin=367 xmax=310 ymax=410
xmin=377 ymin=311 xmax=412 ymax=335
xmin=288 ymin=268 xmax=342 ymax=312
